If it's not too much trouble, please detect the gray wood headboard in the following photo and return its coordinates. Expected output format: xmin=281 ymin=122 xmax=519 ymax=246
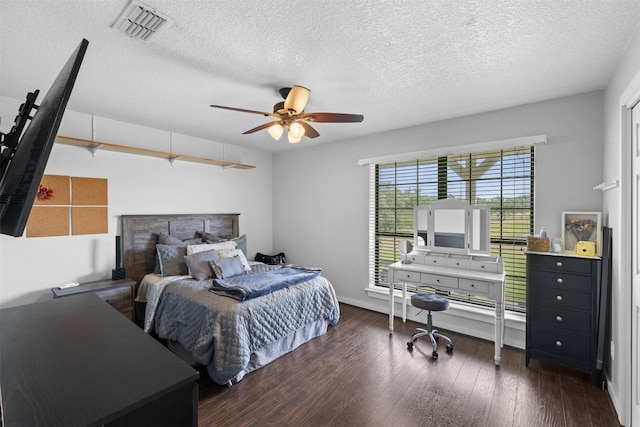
xmin=121 ymin=213 xmax=240 ymax=285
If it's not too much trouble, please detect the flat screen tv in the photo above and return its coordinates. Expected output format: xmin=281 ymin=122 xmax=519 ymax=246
xmin=0 ymin=39 xmax=89 ymax=237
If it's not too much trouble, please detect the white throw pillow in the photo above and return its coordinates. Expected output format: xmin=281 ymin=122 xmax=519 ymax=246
xmin=187 ymin=240 xmax=236 ymax=255
xmin=217 ymin=248 xmax=252 ymax=272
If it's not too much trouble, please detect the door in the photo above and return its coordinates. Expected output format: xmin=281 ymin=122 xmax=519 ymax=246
xmin=632 ymin=101 xmax=639 ymax=426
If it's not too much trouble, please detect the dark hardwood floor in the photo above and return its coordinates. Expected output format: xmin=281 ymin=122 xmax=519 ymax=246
xmin=197 ymin=304 xmax=620 ymax=427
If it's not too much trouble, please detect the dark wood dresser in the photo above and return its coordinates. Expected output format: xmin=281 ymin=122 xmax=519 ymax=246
xmin=0 ymin=292 xmax=199 ymax=426
xmin=52 ymin=278 xmax=135 ymax=321
xmin=525 ymin=252 xmax=603 ymax=384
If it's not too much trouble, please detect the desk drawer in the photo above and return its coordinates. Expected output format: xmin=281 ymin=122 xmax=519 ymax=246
xmin=395 ymin=270 xmax=421 ymax=283
xmin=423 ymin=255 xmax=448 ymax=266
xmin=459 ymin=278 xmax=490 ymax=294
xmin=420 ymin=273 xmax=458 ymax=288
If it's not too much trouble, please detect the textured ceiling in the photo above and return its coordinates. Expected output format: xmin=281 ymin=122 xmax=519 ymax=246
xmin=1 ymin=0 xmax=639 ymax=153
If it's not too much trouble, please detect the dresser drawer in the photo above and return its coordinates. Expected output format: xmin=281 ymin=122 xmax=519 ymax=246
xmin=528 ymin=285 xmax=591 ymax=310
xmin=528 ymin=326 xmax=591 ymax=362
xmin=528 ymin=306 xmax=591 ymax=333
xmin=459 ymin=278 xmax=490 ymax=294
xmin=528 ymin=254 xmax=593 ymax=274
xmin=420 ymin=273 xmax=458 ymax=288
xmin=529 ymin=270 xmax=593 ymax=292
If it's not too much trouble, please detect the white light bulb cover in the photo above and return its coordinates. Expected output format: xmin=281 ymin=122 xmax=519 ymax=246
xmin=287 ymin=132 xmax=302 ymax=144
xmin=267 ymin=123 xmax=284 ymax=140
xmin=284 ymin=86 xmax=310 ymax=114
xmin=289 ymin=122 xmax=305 ymax=138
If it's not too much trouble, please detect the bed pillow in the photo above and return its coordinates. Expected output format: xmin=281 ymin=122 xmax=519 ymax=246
xmin=203 ymin=233 xmax=247 ymax=256
xmin=187 ymin=240 xmax=236 ymax=255
xmin=184 ymin=249 xmax=220 ymax=281
xmin=158 ymin=232 xmax=202 ymax=246
xmin=153 ymin=233 xmax=203 ymax=273
xmin=209 ymin=256 xmax=245 ymax=279
xmin=156 ymin=244 xmax=189 ymax=277
xmin=217 ymin=248 xmax=251 ymax=272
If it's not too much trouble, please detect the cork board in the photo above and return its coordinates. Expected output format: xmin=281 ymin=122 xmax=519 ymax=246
xmin=72 ymin=207 xmax=108 ymax=235
xmin=27 ymin=175 xmax=108 ymax=237
xmin=26 ymin=207 xmax=70 ymax=237
xmin=34 ymin=175 xmax=70 ymax=205
xmin=71 ymin=177 xmax=108 ymax=205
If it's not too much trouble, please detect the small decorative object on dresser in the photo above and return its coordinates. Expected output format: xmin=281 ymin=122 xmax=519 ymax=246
xmin=52 ymin=278 xmax=135 ymax=321
xmin=561 ymin=211 xmax=602 ymax=255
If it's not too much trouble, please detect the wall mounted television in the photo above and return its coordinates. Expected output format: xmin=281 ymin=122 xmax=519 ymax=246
xmin=0 ymin=39 xmax=89 ymax=237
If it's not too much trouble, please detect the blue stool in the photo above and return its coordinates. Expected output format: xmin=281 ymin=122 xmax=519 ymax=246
xmin=407 ymin=293 xmax=454 ymax=359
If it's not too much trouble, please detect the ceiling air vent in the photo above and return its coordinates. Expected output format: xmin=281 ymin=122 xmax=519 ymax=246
xmin=112 ymin=0 xmax=174 ymax=43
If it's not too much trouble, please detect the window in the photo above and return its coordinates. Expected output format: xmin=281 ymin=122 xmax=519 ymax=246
xmin=369 ymin=146 xmax=534 ymax=312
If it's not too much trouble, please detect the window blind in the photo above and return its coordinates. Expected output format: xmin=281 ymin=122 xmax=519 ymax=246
xmin=369 ymin=146 xmax=534 ymax=312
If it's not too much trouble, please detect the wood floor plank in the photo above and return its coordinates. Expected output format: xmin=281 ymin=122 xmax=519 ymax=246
xmin=195 ymin=304 xmax=621 ymax=427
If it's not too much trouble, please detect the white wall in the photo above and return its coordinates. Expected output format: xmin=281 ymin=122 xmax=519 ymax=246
xmin=602 ymin=24 xmax=640 ymax=427
xmin=0 ymin=98 xmax=274 ymax=308
xmin=272 ymin=90 xmax=604 ymax=345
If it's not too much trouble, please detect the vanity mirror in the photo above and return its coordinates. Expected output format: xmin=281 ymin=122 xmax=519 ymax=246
xmin=398 ymin=239 xmax=413 ymax=264
xmin=414 ymin=199 xmax=491 ymax=255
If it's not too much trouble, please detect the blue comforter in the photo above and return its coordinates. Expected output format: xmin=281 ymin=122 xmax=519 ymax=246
xmin=210 ymin=266 xmax=321 ymax=301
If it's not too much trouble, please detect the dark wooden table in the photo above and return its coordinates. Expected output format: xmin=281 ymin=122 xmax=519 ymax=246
xmin=0 ymin=293 xmax=199 ymax=426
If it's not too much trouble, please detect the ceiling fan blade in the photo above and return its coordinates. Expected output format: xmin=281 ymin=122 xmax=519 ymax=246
xmin=210 ymin=104 xmax=278 ymax=118
xmin=242 ymin=121 xmax=281 ymax=135
xmin=284 ymin=85 xmax=310 ymax=115
xmin=301 ymin=112 xmax=364 ymax=123
xmin=298 ymin=121 xmax=320 ymax=138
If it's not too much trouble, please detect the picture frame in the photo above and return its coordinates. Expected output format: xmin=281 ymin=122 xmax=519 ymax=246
xmin=561 ymin=211 xmax=602 ymax=256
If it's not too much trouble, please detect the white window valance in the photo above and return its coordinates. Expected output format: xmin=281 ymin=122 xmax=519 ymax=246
xmin=357 ymin=134 xmax=547 ymax=166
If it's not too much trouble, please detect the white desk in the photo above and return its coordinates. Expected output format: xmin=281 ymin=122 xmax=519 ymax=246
xmin=388 ymin=259 xmax=506 ymax=365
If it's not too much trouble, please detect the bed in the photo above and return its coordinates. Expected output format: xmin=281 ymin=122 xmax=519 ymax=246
xmin=122 ymin=213 xmax=340 ymax=385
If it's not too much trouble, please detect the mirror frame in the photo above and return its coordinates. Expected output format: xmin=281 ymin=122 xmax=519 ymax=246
xmin=413 ymin=200 xmax=491 ymax=255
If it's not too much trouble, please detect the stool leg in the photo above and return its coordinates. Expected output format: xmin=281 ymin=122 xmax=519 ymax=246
xmin=407 ymin=310 xmax=454 ymax=357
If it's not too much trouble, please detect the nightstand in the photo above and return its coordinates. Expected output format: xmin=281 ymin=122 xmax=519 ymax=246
xmin=52 ymin=278 xmax=136 ymax=321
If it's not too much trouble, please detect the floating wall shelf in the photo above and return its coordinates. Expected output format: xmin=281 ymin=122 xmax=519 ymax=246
xmin=55 ymin=135 xmax=256 ymax=169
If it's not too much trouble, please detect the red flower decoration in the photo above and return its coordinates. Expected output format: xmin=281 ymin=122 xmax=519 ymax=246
xmin=37 ymin=185 xmax=54 ymax=201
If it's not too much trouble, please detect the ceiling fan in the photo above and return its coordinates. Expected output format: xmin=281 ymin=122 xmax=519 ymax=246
xmin=210 ymin=85 xmax=364 ymax=144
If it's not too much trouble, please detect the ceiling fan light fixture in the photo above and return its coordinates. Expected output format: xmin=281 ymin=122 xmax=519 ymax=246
xmin=289 ymin=122 xmax=305 ymax=139
xmin=287 ymin=133 xmax=302 ymax=144
xmin=267 ymin=123 xmax=284 ymax=140
xmin=284 ymin=85 xmax=310 ymax=115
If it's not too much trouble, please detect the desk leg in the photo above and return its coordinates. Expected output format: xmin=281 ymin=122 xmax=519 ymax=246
xmin=494 ymin=299 xmax=503 ymax=366
xmin=402 ymin=284 xmax=407 ymax=322
xmin=389 ymin=282 xmax=394 ymax=334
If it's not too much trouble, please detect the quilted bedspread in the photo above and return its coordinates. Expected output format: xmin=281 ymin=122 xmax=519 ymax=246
xmin=153 ymin=274 xmax=340 ymax=385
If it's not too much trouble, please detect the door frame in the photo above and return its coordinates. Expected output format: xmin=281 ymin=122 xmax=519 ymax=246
xmin=621 ymin=70 xmax=640 ymax=427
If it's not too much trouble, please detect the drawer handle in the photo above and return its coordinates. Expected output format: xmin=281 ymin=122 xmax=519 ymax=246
xmin=556 ymin=261 xmax=563 ymax=267
xmin=433 ymin=260 xmax=437 ymax=263
xmin=470 ymin=283 xmax=476 ymax=288
xmin=555 ymin=315 xmax=563 ymax=322
xmin=556 ymin=278 xmax=563 ymax=284
xmin=555 ymin=340 xmax=562 ymax=347
xmin=556 ymin=295 xmax=563 ymax=301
